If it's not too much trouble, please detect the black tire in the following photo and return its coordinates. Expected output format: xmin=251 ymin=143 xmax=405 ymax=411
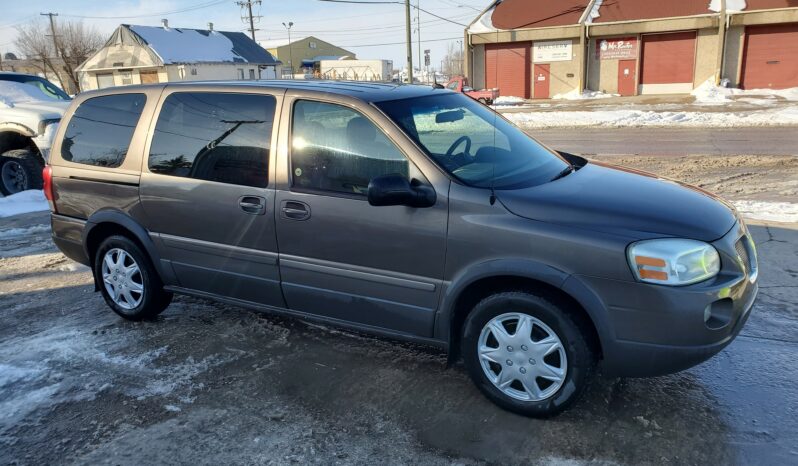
xmin=94 ymin=235 xmax=172 ymax=321
xmin=461 ymin=291 xmax=595 ymax=418
xmin=0 ymin=149 xmax=43 ymax=195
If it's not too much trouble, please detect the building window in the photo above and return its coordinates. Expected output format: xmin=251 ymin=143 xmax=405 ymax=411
xmin=120 ymin=70 xmax=132 ymax=85
xmin=191 ymin=68 xmax=198 ymax=75
xmin=249 ymin=69 xmax=256 ymax=80
xmin=309 ymin=42 xmax=317 ymax=49
xmin=148 ymin=92 xmax=276 ymax=188
xmin=96 ymin=73 xmax=115 ymax=89
xmin=237 ymin=68 xmax=245 ymax=80
xmin=61 ymin=94 xmax=147 ymax=168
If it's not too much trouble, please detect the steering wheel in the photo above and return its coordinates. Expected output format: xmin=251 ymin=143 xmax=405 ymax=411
xmin=445 ymin=135 xmax=472 ymax=158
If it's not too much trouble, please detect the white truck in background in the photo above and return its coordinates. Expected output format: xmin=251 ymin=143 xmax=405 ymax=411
xmin=319 ymin=59 xmax=393 ymax=82
xmin=0 ymin=73 xmax=71 ymax=195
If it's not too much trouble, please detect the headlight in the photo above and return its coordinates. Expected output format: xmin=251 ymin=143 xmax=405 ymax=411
xmin=627 ymin=239 xmax=720 ymax=286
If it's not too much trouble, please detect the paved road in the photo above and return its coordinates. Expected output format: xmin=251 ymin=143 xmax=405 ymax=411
xmin=529 ymin=127 xmax=798 ymax=156
xmin=2 ymin=211 xmax=797 ymax=465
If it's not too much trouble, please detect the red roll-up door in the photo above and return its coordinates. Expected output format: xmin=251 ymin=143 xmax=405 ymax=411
xmin=741 ymin=23 xmax=798 ymax=90
xmin=485 ymin=43 xmax=530 ymax=99
xmin=640 ymin=31 xmax=696 ymax=85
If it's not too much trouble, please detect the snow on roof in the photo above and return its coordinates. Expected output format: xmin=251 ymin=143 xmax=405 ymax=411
xmin=709 ymin=0 xmax=747 ymax=12
xmin=0 ymin=81 xmax=60 ymax=108
xmin=127 ymin=25 xmax=277 ymax=64
xmin=585 ymin=0 xmax=603 ymax=24
xmin=468 ymin=5 xmax=503 ymax=34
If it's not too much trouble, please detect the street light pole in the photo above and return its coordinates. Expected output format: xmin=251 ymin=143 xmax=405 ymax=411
xmin=405 ymin=0 xmax=413 ymax=83
xmin=282 ymin=21 xmax=294 ymax=79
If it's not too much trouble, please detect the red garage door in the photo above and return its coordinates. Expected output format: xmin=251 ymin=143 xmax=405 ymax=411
xmin=639 ymin=31 xmax=696 ymax=93
xmin=741 ymin=23 xmax=798 ymax=90
xmin=485 ymin=43 xmax=530 ymax=99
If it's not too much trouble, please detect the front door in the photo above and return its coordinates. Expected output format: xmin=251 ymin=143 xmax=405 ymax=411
xmin=533 ymin=64 xmax=550 ymax=99
xmin=139 ymin=70 xmax=159 ymax=84
xmin=274 ymin=98 xmax=448 ymax=337
xmin=618 ymin=59 xmax=637 ymax=96
xmin=139 ymin=90 xmax=284 ymax=307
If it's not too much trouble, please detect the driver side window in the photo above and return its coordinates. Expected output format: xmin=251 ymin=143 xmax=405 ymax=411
xmin=290 ymin=100 xmax=409 ymax=196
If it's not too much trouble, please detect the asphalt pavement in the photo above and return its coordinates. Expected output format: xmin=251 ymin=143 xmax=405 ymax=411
xmin=530 ymin=127 xmax=798 ymax=157
xmin=1 ymin=208 xmax=797 ymax=465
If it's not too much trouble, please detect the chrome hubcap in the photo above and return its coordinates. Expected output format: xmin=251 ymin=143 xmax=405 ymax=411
xmin=101 ymin=248 xmax=144 ymax=310
xmin=478 ymin=313 xmax=567 ymax=402
xmin=1 ymin=161 xmax=27 ymax=193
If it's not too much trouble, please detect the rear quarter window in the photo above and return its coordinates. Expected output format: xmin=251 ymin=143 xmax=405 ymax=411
xmin=61 ymin=93 xmax=146 ymax=167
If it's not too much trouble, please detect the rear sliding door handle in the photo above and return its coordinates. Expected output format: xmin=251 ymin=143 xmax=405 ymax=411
xmin=239 ymin=195 xmax=266 ymax=215
xmin=280 ymin=200 xmax=311 ymax=221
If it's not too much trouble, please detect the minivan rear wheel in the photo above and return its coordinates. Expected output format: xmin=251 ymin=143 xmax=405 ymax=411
xmin=94 ymin=235 xmax=172 ymax=320
xmin=462 ymin=291 xmax=595 ymax=417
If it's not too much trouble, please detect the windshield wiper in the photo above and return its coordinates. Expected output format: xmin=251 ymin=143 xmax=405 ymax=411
xmin=550 ymin=164 xmax=575 ymax=182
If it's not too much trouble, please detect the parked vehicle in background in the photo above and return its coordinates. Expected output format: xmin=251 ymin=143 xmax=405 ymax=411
xmin=445 ymin=76 xmax=499 ymax=105
xmin=47 ymin=80 xmax=757 ymax=417
xmin=0 ymin=72 xmax=70 ymax=195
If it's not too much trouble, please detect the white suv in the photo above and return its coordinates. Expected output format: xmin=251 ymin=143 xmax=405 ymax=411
xmin=0 ymin=72 xmax=71 ymax=195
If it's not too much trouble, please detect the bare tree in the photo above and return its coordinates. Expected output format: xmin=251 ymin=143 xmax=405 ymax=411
xmin=442 ymin=42 xmax=464 ymax=77
xmin=15 ymin=19 xmax=103 ymax=93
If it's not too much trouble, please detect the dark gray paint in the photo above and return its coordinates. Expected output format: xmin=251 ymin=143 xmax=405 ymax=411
xmin=47 ymin=81 xmax=758 ymax=378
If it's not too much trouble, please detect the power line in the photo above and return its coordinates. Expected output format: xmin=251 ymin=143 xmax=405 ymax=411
xmin=236 ymin=0 xmax=262 ymax=41
xmin=317 ymin=0 xmax=468 ymax=26
xmin=60 ymin=0 xmax=228 ymax=19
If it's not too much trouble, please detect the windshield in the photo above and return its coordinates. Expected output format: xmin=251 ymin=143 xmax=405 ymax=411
xmin=0 ymin=75 xmax=71 ymax=100
xmin=376 ymin=93 xmax=567 ymax=189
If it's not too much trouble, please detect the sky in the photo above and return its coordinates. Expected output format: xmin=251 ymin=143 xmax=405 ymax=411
xmin=0 ymin=0 xmax=488 ymax=70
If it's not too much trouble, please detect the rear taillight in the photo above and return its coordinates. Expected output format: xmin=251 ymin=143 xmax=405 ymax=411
xmin=42 ymin=165 xmax=55 ymax=212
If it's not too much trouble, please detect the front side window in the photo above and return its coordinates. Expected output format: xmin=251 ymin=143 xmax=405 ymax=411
xmin=291 ymin=100 xmax=408 ymax=196
xmin=376 ymin=93 xmax=568 ymax=190
xmin=61 ymin=93 xmax=146 ymax=167
xmin=148 ymin=92 xmax=275 ymax=188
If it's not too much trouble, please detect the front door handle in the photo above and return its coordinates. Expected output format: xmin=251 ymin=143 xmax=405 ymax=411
xmin=281 ymin=200 xmax=310 ymax=221
xmin=239 ymin=195 xmax=266 ymax=215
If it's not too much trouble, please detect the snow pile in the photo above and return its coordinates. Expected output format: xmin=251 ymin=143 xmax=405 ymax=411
xmin=0 ymin=224 xmax=50 ymax=239
xmin=733 ymin=200 xmax=798 ymax=223
xmin=0 ymin=190 xmax=49 ymax=218
xmin=504 ymin=106 xmax=798 ymax=128
xmin=553 ymin=89 xmax=617 ymax=100
xmin=0 ymin=81 xmax=58 ymax=108
xmin=585 ymin=0 xmax=603 ymax=24
xmin=493 ymin=96 xmax=526 ymax=105
xmin=691 ymin=79 xmax=798 ymax=104
xmin=709 ymin=0 xmax=747 ymax=12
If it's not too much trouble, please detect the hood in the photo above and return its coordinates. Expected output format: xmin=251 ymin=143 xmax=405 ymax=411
xmin=10 ymin=100 xmax=70 ymax=120
xmin=497 ymin=162 xmax=737 ymax=241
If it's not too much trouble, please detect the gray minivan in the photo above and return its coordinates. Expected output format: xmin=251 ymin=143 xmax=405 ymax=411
xmin=46 ymin=81 xmax=758 ymax=417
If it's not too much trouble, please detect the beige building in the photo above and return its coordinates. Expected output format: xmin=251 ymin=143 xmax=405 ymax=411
xmin=77 ymin=21 xmax=281 ymax=91
xmin=260 ymin=36 xmax=355 ymax=76
xmin=466 ymin=0 xmax=798 ymax=99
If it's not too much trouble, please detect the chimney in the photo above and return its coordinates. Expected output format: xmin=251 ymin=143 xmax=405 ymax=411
xmin=161 ymin=19 xmax=169 ymax=29
xmin=207 ymin=22 xmax=214 ymax=32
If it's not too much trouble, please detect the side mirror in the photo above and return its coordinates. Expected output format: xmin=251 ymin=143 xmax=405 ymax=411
xmin=367 ymin=174 xmax=436 ymax=208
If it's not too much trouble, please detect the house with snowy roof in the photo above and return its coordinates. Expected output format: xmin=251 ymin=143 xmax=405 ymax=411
xmin=77 ymin=20 xmax=282 ymax=91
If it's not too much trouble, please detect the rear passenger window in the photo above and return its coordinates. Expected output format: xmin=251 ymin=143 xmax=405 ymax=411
xmin=61 ymin=94 xmax=146 ymax=167
xmin=148 ymin=92 xmax=275 ymax=188
xmin=291 ymin=100 xmax=408 ymax=196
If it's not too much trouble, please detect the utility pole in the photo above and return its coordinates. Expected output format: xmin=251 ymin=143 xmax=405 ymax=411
xmin=405 ymin=0 xmax=413 ymax=83
xmin=416 ymin=1 xmax=421 ymax=82
xmin=40 ymin=12 xmax=67 ymax=91
xmin=236 ymin=0 xmax=262 ymax=41
xmin=715 ymin=0 xmax=727 ymax=86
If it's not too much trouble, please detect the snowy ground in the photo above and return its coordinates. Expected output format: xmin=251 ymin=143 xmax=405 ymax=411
xmin=497 ymin=83 xmax=798 ymax=129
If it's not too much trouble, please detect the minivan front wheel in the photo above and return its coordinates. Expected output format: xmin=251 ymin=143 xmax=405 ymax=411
xmin=95 ymin=235 xmax=172 ymax=320
xmin=462 ymin=291 xmax=595 ymax=417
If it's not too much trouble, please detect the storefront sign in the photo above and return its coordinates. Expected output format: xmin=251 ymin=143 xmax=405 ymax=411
xmin=596 ymin=37 xmax=638 ymax=60
xmin=533 ymin=40 xmax=572 ymax=62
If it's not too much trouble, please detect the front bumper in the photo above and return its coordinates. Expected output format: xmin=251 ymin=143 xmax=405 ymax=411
xmin=573 ymin=221 xmax=758 ymax=377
